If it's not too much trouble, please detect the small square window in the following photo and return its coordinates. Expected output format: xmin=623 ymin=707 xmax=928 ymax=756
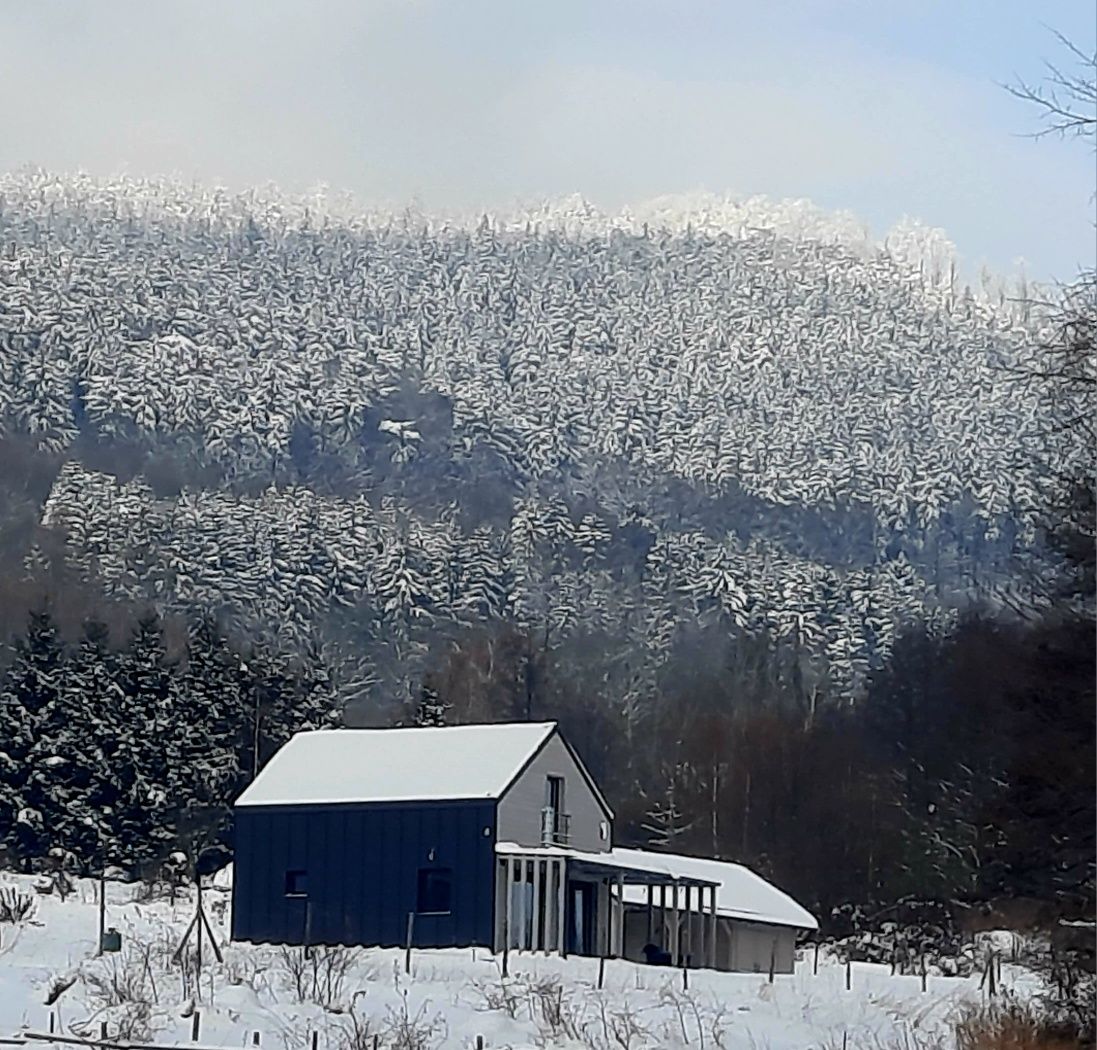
xmin=417 ymin=867 xmax=452 ymax=914
xmin=285 ymin=869 xmax=308 ymax=897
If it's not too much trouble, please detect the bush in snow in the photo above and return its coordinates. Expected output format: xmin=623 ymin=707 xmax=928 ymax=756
xmin=278 ymin=944 xmax=362 ymax=1008
xmin=380 ymin=993 xmax=446 ymax=1050
xmin=0 ymin=884 xmax=37 ymax=923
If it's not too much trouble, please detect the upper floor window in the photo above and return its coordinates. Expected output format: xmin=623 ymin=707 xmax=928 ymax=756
xmin=542 ymin=775 xmax=569 ymax=844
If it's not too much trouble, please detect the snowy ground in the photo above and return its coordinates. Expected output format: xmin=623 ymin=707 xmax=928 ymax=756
xmin=0 ymin=873 xmax=1034 ymax=1050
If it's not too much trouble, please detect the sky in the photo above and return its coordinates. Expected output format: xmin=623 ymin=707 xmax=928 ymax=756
xmin=2 ymin=0 xmax=1094 ymax=280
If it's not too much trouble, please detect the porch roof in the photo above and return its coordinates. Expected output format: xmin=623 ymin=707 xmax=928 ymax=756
xmin=495 ymin=841 xmax=719 ymax=889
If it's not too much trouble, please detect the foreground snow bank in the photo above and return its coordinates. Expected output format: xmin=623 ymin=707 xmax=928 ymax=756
xmin=0 ymin=874 xmax=1039 ymax=1050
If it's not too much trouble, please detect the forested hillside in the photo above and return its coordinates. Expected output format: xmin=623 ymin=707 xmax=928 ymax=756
xmin=0 ymin=171 xmax=1090 ymax=918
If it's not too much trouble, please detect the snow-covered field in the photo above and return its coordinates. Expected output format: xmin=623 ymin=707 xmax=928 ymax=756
xmin=0 ymin=874 xmax=1030 ymax=1050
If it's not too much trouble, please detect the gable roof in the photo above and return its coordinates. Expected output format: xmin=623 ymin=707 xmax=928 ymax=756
xmin=615 ymin=847 xmax=818 ymax=930
xmin=235 ymin=722 xmax=558 ymax=807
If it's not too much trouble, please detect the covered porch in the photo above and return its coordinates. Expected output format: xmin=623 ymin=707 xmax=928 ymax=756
xmin=494 ymin=843 xmax=720 ymax=967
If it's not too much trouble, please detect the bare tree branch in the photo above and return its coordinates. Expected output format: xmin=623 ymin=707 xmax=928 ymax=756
xmin=1002 ymin=27 xmax=1097 ymax=146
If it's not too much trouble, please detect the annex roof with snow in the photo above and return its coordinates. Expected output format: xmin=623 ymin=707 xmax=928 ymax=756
xmin=236 ymin=722 xmax=558 ymax=807
xmin=615 ymin=847 xmax=818 ymax=930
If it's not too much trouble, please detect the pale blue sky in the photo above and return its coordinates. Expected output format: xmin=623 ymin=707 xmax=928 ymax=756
xmin=2 ymin=1 xmax=1093 ymax=279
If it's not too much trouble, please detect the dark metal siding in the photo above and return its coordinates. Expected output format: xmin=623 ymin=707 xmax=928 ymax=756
xmin=231 ymin=800 xmax=496 ymax=948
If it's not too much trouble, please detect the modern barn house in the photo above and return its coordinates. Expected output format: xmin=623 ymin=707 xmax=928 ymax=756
xmin=231 ymin=721 xmax=816 ymax=971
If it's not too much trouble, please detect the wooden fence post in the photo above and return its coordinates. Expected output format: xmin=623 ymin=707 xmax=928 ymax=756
xmin=813 ymin=941 xmax=819 ymax=975
xmin=405 ymin=912 xmax=415 ymax=975
xmin=598 ymin=956 xmax=605 ymax=990
xmin=921 ymin=954 xmax=927 ymax=993
xmin=310 ymin=1032 xmax=318 ymax=1050
xmin=845 ymin=958 xmax=851 ymax=991
xmin=191 ymin=1011 xmax=200 ymax=1042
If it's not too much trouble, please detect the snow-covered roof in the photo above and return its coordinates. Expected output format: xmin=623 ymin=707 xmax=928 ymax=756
xmin=236 ymin=723 xmax=557 ymax=807
xmin=616 ymin=848 xmax=818 ymax=930
xmin=495 ymin=843 xmax=816 ymax=930
xmin=497 ymin=843 xmax=717 ymax=885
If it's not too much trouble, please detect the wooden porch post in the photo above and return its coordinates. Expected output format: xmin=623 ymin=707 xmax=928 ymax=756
xmin=504 ymin=857 xmax=515 ymax=951
xmin=517 ymin=858 xmax=528 ymax=951
xmin=697 ymin=885 xmax=706 ymax=967
xmin=670 ymin=881 xmax=680 ymax=966
xmin=646 ymin=883 xmax=654 ymax=944
xmin=531 ymin=859 xmax=543 ymax=952
xmin=615 ymin=872 xmax=625 ymax=958
xmin=659 ymin=883 xmax=668 ymax=949
xmin=684 ymin=884 xmax=693 ymax=968
xmin=708 ymin=885 xmax=719 ymax=968
xmin=545 ymin=860 xmax=556 ymax=954
xmin=557 ymin=859 xmax=567 ymax=956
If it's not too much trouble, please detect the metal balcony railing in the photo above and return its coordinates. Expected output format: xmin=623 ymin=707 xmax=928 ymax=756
xmin=540 ymin=807 xmax=571 ymax=846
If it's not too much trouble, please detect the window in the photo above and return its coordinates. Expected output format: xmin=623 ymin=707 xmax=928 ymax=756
xmin=417 ymin=867 xmax=452 ymax=914
xmin=285 ymin=869 xmax=308 ymax=897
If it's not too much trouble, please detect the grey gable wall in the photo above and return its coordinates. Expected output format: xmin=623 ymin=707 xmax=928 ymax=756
xmin=497 ymin=730 xmax=611 ymax=852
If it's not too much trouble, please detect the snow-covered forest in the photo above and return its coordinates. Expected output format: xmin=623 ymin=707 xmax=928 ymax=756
xmin=0 ymin=171 xmax=1091 ymax=921
xmin=0 ymin=173 xmax=1059 ymax=704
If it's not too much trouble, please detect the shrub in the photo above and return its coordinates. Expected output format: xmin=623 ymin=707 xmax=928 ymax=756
xmin=0 ymin=885 xmax=37 ymax=923
xmin=278 ymin=945 xmax=360 ymax=1008
xmin=954 ymin=1000 xmax=1090 ymax=1049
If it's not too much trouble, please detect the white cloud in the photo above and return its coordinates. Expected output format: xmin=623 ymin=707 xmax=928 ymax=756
xmin=0 ymin=0 xmax=1090 ymax=278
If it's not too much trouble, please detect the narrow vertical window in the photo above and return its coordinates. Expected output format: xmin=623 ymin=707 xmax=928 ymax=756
xmin=285 ymin=869 xmax=308 ymax=897
xmin=417 ymin=867 xmax=452 ymax=914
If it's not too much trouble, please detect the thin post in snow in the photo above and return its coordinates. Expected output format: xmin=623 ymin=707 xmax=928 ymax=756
xmin=476 ymin=1038 xmax=484 ymax=1050
xmin=813 ymin=941 xmax=819 ymax=975
xmin=768 ymin=941 xmax=776 ymax=984
xmin=681 ymin=961 xmax=689 ymax=991
xmin=252 ymin=1032 xmax=260 ymax=1047
xmin=97 ymin=873 xmax=106 ymax=957
xmin=191 ymin=1012 xmax=200 ymax=1042
xmin=987 ymin=952 xmax=997 ymax=998
xmin=845 ymin=958 xmax=851 ymax=991
xmin=195 ymin=877 xmax=204 ymax=985
xmin=598 ymin=955 xmax=605 ymax=990
xmin=405 ymin=911 xmax=415 ymax=975
xmin=920 ymin=954 xmax=927 ymax=994
xmin=49 ymin=1014 xmax=55 ymax=1035
xmin=310 ymin=1032 xmax=318 ymax=1050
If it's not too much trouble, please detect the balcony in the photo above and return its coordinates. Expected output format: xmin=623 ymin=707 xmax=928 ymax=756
xmin=540 ymin=806 xmax=571 ymax=846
